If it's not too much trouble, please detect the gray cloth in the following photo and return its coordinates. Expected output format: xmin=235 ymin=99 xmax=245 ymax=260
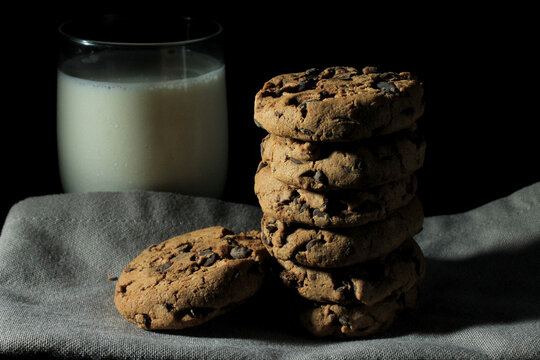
xmin=1 ymin=184 xmax=539 ymax=360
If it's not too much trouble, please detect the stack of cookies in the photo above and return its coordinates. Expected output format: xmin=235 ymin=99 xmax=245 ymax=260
xmin=253 ymin=66 xmax=427 ymax=338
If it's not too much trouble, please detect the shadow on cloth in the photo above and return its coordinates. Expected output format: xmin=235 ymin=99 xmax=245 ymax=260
xmin=387 ymin=238 xmax=540 ymax=336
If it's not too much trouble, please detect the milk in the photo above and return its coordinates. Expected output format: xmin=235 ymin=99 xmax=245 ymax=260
xmin=57 ymin=51 xmax=228 ymax=197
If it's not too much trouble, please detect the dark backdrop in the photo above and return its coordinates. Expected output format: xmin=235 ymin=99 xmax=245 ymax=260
xmin=2 ymin=5 xmax=538 ymax=225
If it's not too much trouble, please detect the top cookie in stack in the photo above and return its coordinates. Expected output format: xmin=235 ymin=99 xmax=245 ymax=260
xmin=253 ymin=66 xmax=424 ymax=142
xmin=253 ymin=66 xmax=427 ymax=338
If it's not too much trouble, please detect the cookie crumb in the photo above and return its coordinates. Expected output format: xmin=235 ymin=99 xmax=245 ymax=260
xmin=108 ymin=275 xmax=118 ymax=281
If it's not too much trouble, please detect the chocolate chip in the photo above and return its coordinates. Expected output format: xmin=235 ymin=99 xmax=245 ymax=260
xmin=265 ymin=223 xmax=278 ymax=233
xmin=298 ymin=99 xmax=320 ymax=108
xmin=342 ymin=160 xmax=363 ymax=174
xmin=199 ymin=249 xmax=215 ymax=256
xmin=338 ymin=314 xmax=350 ymax=326
xmin=261 ymin=232 xmax=271 ymax=245
xmin=156 ymin=261 xmax=172 ymax=272
xmin=335 ymin=285 xmax=349 ymax=293
xmin=177 ymin=243 xmax=192 ymax=252
xmin=306 ymin=238 xmax=325 ymax=251
xmin=298 ymin=203 xmax=310 ymax=214
xmin=313 ymin=170 xmax=328 ymax=185
xmin=197 ymin=250 xmax=218 ymax=267
xmin=296 ymin=81 xmax=308 ymax=92
xmin=288 ymin=157 xmax=303 ymax=164
xmin=376 ymin=81 xmax=398 ymax=95
xmin=320 ymin=90 xmax=331 ymax=99
xmin=134 ymin=313 xmax=151 ymax=329
xmin=312 ymin=208 xmax=327 ymax=218
xmin=299 ymin=99 xmax=319 ymax=118
xmin=309 ymin=273 xmax=317 ymax=281
xmin=305 ymin=68 xmax=320 ymax=76
xmin=164 ymin=303 xmax=175 ymax=311
xmin=230 ymin=246 xmax=252 ymax=259
xmin=299 ymin=128 xmax=315 ymax=136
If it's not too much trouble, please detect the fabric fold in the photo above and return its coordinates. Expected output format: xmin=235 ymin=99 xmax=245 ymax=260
xmin=1 ymin=184 xmax=539 ymax=359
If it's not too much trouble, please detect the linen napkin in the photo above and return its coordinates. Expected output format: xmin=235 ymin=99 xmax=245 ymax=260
xmin=1 ymin=184 xmax=539 ymax=359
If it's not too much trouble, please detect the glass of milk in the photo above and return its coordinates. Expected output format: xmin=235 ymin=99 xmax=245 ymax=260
xmin=57 ymin=15 xmax=228 ymax=198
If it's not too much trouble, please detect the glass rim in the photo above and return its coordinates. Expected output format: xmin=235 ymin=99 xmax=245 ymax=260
xmin=58 ymin=14 xmax=223 ymax=47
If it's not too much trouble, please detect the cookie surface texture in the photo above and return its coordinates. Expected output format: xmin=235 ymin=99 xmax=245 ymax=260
xmin=254 ymin=66 xmax=424 ymax=142
xmin=114 ymin=226 xmax=268 ymax=330
xmin=261 ymin=197 xmax=424 ymax=268
xmin=260 ymin=130 xmax=426 ymax=191
xmin=298 ymin=286 xmax=419 ymax=338
xmin=278 ymin=238 xmax=425 ymax=306
xmin=255 ymin=164 xmax=417 ymax=228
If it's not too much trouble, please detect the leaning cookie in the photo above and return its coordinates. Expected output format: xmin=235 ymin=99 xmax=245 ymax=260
xmin=255 ymin=163 xmax=417 ymax=228
xmin=260 ymin=129 xmax=426 ymax=191
xmin=114 ymin=226 xmax=269 ymax=330
xmin=254 ymin=66 xmax=424 ymax=142
xmin=278 ymin=238 xmax=425 ymax=306
xmin=298 ymin=286 xmax=419 ymax=338
xmin=261 ymin=197 xmax=424 ymax=268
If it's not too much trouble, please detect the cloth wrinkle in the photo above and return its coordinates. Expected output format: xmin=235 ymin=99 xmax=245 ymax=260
xmin=1 ymin=183 xmax=539 ymax=359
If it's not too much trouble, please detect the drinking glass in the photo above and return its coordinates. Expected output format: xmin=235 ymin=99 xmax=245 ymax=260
xmin=57 ymin=15 xmax=228 ymax=198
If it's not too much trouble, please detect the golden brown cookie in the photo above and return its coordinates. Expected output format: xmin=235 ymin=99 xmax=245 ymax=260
xmin=255 ymin=163 xmax=417 ymax=228
xmin=298 ymin=286 xmax=419 ymax=338
xmin=278 ymin=238 xmax=425 ymax=306
xmin=114 ymin=226 xmax=269 ymax=330
xmin=259 ymin=129 xmax=426 ymax=191
xmin=254 ymin=66 xmax=424 ymax=142
xmin=261 ymin=197 xmax=424 ymax=268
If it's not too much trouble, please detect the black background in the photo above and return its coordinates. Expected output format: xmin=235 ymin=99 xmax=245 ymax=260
xmin=1 ymin=5 xmax=538 ymax=225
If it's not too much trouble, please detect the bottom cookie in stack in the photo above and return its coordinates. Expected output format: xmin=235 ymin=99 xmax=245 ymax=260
xmin=278 ymin=237 xmax=425 ymax=338
xmin=298 ymin=286 xmax=420 ymax=338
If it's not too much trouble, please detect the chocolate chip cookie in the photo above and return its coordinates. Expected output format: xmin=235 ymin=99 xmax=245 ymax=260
xmin=278 ymin=237 xmax=425 ymax=306
xmin=255 ymin=163 xmax=417 ymax=228
xmin=114 ymin=226 xmax=269 ymax=330
xmin=260 ymin=129 xmax=426 ymax=191
xmin=254 ymin=66 xmax=424 ymax=142
xmin=261 ymin=197 xmax=424 ymax=268
xmin=298 ymin=286 xmax=419 ymax=338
